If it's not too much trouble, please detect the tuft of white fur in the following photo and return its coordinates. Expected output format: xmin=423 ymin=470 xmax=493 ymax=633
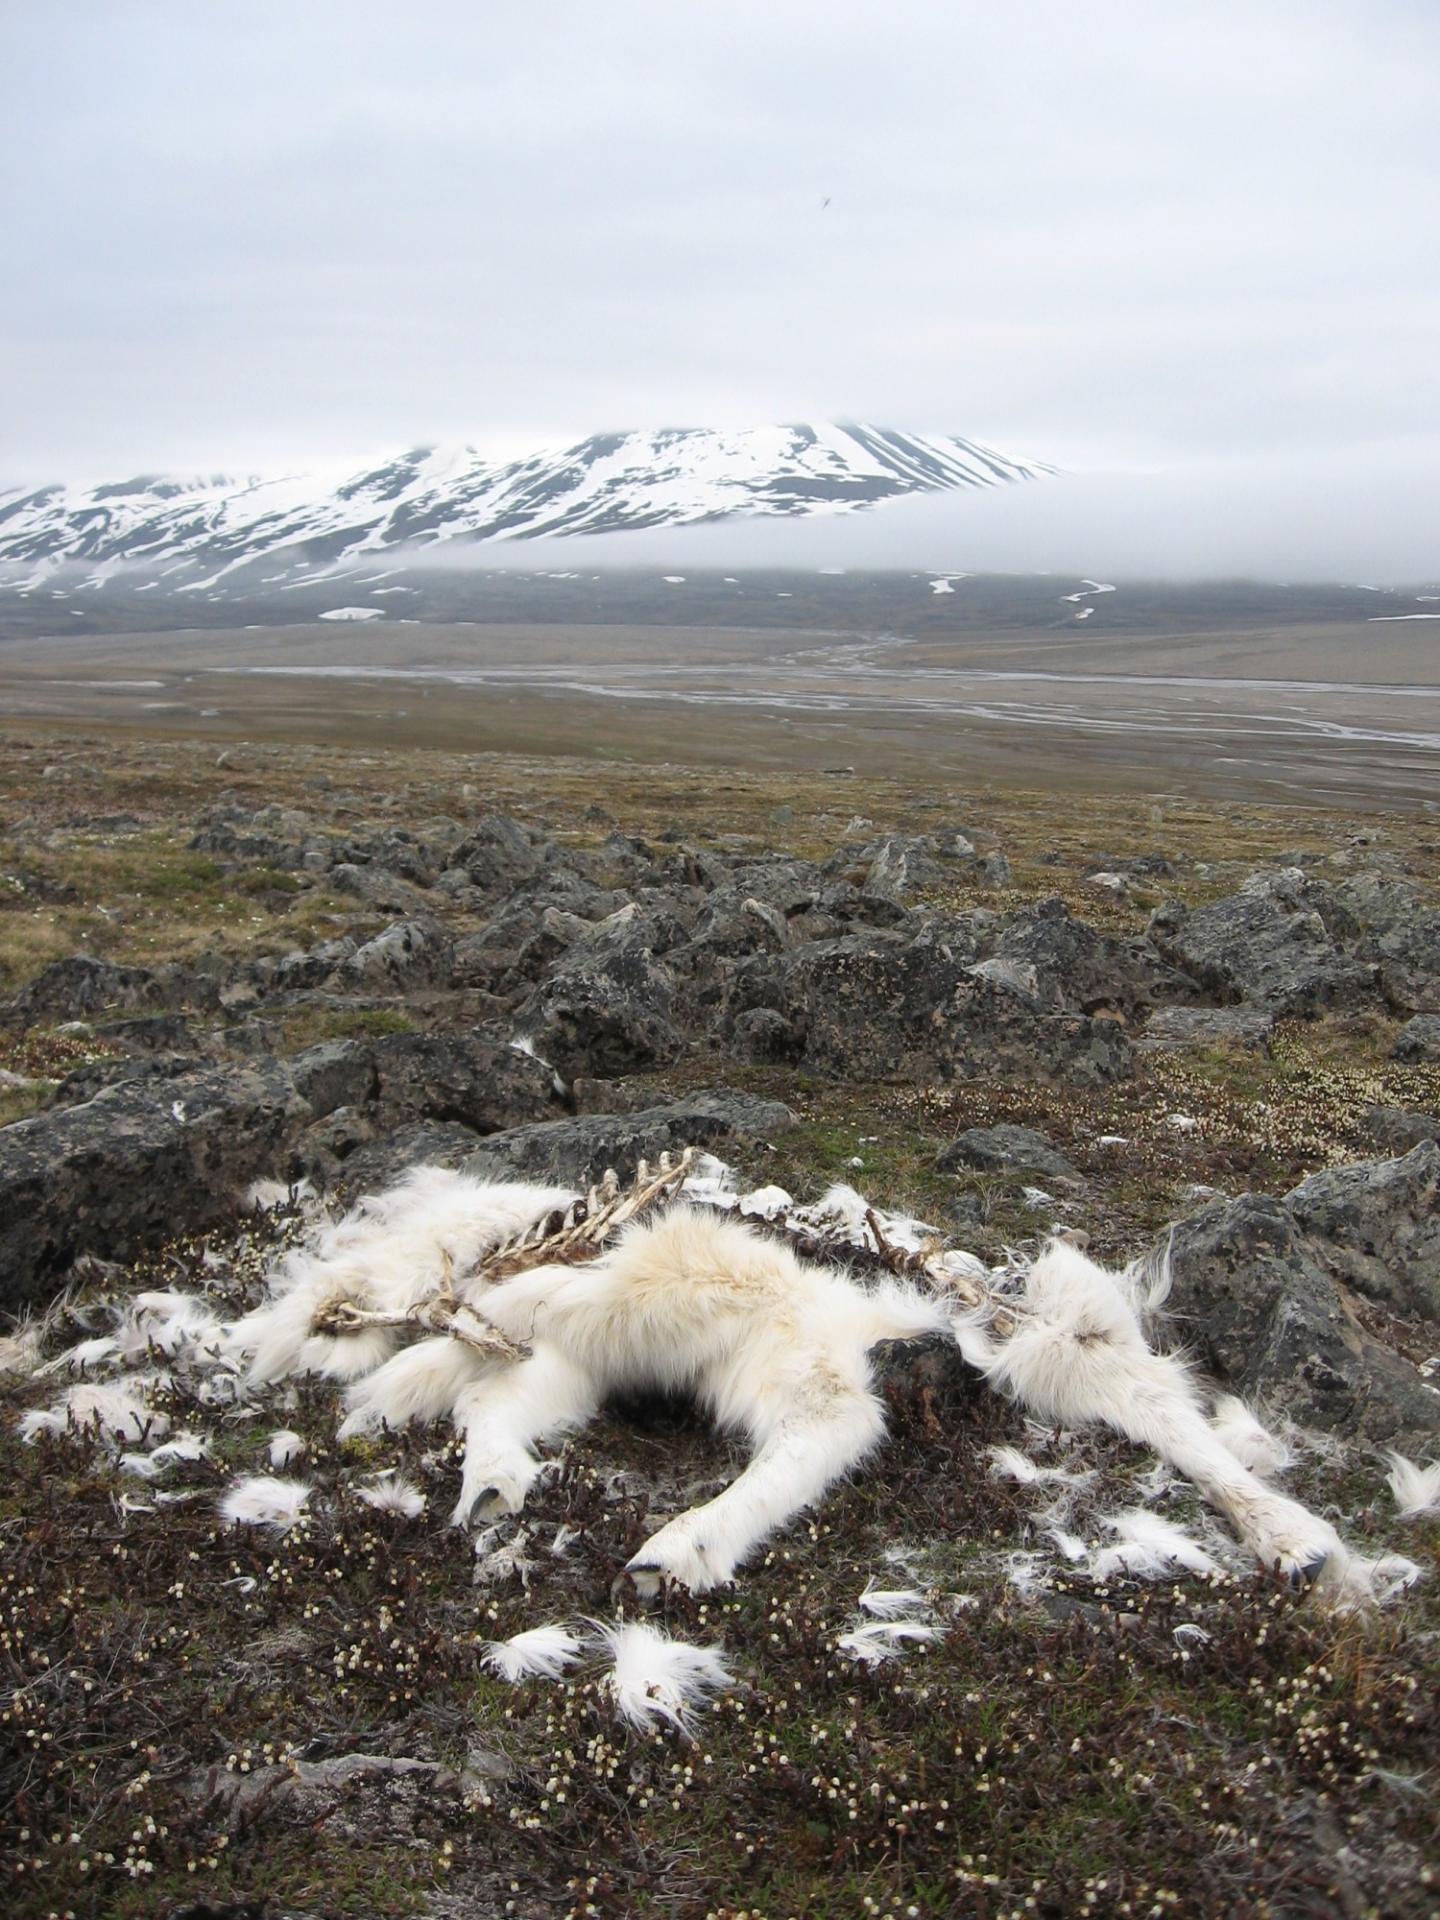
xmin=598 ymin=1621 xmax=734 ymax=1737
xmin=1091 ymin=1510 xmax=1219 ymax=1581
xmin=837 ymin=1620 xmax=939 ymax=1664
xmin=0 ymin=1325 xmax=44 ymax=1376
xmin=1385 ymin=1452 xmax=1440 ymax=1521
xmin=268 ymin=1428 xmax=306 ymax=1469
xmin=987 ymin=1445 xmax=1092 ymax=1488
xmin=218 ymin=1474 xmax=313 ymax=1531
xmin=858 ymin=1584 xmax=929 ymax=1619
xmin=1048 ymin=1527 xmax=1090 ymax=1563
xmin=1212 ymin=1396 xmax=1293 ymax=1477
xmin=356 ymin=1471 xmax=426 ymax=1519
xmin=119 ymin=1433 xmax=209 ymax=1478
xmin=37 ymin=1335 xmax=120 ymax=1375
xmin=20 ymin=1382 xmax=170 ymax=1448
xmin=481 ymin=1623 xmax=583 ymax=1682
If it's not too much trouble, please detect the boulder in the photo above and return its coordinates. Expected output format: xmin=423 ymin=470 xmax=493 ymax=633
xmin=1362 ymin=1106 xmax=1440 ymax=1155
xmin=451 ymin=814 xmax=546 ymax=892
xmin=329 ymin=863 xmax=437 ymax=915
xmin=458 ymin=1089 xmax=798 ymax=1185
xmin=788 ymin=932 xmax=1133 ymax=1086
xmin=0 ymin=1060 xmax=320 ymax=1312
xmin=936 ymin=1125 xmax=1080 ymax=1180
xmin=9 ymin=955 xmax=183 ymax=1023
xmin=343 ymin=918 xmax=452 ymax=991
xmin=370 ymin=1031 xmax=565 ymax=1133
xmin=1147 ymin=870 xmax=1372 ymax=1015
xmin=516 ymin=920 xmax=683 ymax=1077
xmin=1283 ymin=1141 xmax=1440 ymax=1323
xmin=1138 ymin=1006 xmax=1275 ymax=1052
xmin=1160 ymin=1188 xmax=1438 ymax=1448
xmin=1394 ymin=1013 xmax=1440 ymax=1062
xmin=995 ymin=896 xmax=1188 ymax=1016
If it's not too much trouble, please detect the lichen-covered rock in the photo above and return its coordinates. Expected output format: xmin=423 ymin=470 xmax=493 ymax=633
xmin=1161 ymin=1188 xmax=1438 ymax=1447
xmin=1283 ymin=1141 xmax=1440 ymax=1323
xmin=343 ymin=918 xmax=452 ymax=990
xmin=788 ymin=931 xmax=1133 ymax=1086
xmin=936 ymin=1125 xmax=1080 ymax=1180
xmin=1138 ymin=1006 xmax=1275 ymax=1052
xmin=0 ymin=1059 xmax=317 ymax=1311
xmin=457 ymin=1089 xmax=798 ymax=1185
xmin=451 ymin=814 xmax=547 ymax=892
xmin=329 ymin=862 xmax=437 ymax=914
xmin=7 ymin=953 xmax=216 ymax=1023
xmin=996 ymin=896 xmax=1190 ymax=1016
xmin=1394 ymin=1013 xmax=1440 ymax=1061
xmin=370 ymin=1030 xmax=565 ymax=1133
xmin=1147 ymin=870 xmax=1372 ymax=1015
xmin=515 ymin=917 xmax=684 ymax=1078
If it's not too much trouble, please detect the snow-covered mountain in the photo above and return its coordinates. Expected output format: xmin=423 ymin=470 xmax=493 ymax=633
xmin=0 ymin=425 xmax=1047 ymax=599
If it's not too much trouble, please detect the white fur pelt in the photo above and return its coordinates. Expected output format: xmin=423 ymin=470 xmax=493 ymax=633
xmin=226 ymin=1167 xmax=949 ymax=1594
xmin=219 ymin=1165 xmax=1391 ymax=1601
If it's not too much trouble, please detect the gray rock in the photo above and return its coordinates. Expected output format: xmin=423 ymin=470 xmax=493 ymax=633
xmin=0 ymin=1059 xmax=320 ymax=1312
xmin=272 ymin=935 xmax=359 ymax=992
xmin=788 ymin=931 xmax=1133 ymax=1087
xmin=1371 ymin=913 xmax=1440 ymax=1013
xmin=1362 ymin=1106 xmax=1440 ymax=1155
xmin=344 ymin=918 xmax=452 ymax=990
xmin=1147 ymin=870 xmax=1372 ymax=1015
xmin=459 ymin=1089 xmax=798 ymax=1185
xmin=516 ymin=921 xmax=683 ymax=1077
xmin=1394 ymin=1013 xmax=1440 ymax=1061
xmin=452 ymin=814 xmax=546 ymax=892
xmin=996 ymin=896 xmax=1187 ymax=1016
xmin=865 ymin=834 xmax=952 ymax=898
xmin=1284 ymin=1141 xmax=1440 ymax=1322
xmin=9 ymin=955 xmax=169 ymax=1023
xmin=1139 ymin=1006 xmax=1275 ymax=1052
xmin=1161 ymin=1185 xmax=1438 ymax=1447
xmin=370 ymin=1030 xmax=564 ymax=1132
xmin=329 ymin=863 xmax=437 ymax=914
xmin=288 ymin=1039 xmax=379 ymax=1116
xmin=936 ymin=1125 xmax=1080 ymax=1180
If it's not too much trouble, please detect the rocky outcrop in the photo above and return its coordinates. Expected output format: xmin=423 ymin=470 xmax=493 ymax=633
xmin=784 ymin=932 xmax=1133 ymax=1085
xmin=1148 ymin=870 xmax=1373 ymax=1016
xmin=339 ymin=1089 xmax=797 ymax=1192
xmin=1161 ymin=1154 xmax=1440 ymax=1448
xmin=0 ymin=1059 xmax=316 ymax=1312
xmin=1283 ymin=1140 xmax=1440 ymax=1323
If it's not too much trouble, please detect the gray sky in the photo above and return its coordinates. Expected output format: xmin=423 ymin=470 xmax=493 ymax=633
xmin=4 ymin=0 xmax=1438 ymax=486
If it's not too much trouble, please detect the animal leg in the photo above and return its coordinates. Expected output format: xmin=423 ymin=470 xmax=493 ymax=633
xmin=451 ymin=1344 xmax=599 ymax=1527
xmin=1114 ymin=1388 xmax=1341 ymax=1581
xmin=625 ymin=1389 xmax=886 ymax=1595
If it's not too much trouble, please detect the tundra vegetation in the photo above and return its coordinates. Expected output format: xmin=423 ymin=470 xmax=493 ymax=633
xmin=1 ymin=725 xmax=1437 ymax=1920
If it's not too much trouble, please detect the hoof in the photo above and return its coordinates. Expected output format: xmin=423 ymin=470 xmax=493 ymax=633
xmin=1289 ymin=1549 xmax=1331 ymax=1588
xmin=620 ymin=1558 xmax=666 ymax=1601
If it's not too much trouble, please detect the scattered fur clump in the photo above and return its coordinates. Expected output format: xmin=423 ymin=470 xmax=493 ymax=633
xmin=217 ymin=1474 xmax=314 ymax=1531
xmin=481 ymin=1623 xmax=584 ymax=1683
xmin=598 ymin=1621 xmax=735 ymax=1736
xmin=1386 ymin=1452 xmax=1440 ymax=1521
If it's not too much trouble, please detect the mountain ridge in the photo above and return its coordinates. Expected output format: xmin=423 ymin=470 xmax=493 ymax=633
xmin=0 ymin=424 xmax=1048 ymax=600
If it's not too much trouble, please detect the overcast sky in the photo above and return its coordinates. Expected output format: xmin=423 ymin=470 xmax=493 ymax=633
xmin=4 ymin=0 xmax=1438 ymax=489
